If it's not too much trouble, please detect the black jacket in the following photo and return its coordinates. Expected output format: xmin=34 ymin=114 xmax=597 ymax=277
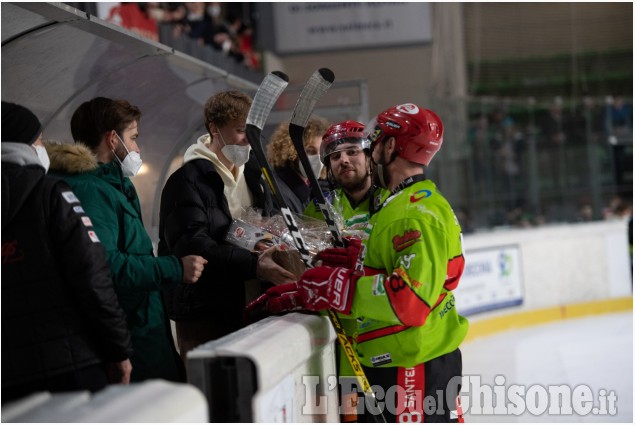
xmin=158 ymin=153 xmax=275 ymax=329
xmin=1 ymin=144 xmax=132 ymax=390
xmin=273 ymin=166 xmax=311 ymax=214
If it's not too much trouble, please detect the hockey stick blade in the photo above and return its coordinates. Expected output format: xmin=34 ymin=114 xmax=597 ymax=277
xmin=244 ymin=71 xmax=313 ymax=267
xmin=247 ymin=71 xmax=289 ymax=130
xmin=288 ymin=68 xmax=345 ymax=247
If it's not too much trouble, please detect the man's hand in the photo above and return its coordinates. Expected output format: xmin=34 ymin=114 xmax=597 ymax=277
xmin=244 ymin=266 xmax=359 ymax=321
xmin=181 ymin=255 xmax=207 ymax=284
xmin=314 ymin=236 xmax=362 ymax=269
xmin=107 ymin=359 xmax=132 ymax=384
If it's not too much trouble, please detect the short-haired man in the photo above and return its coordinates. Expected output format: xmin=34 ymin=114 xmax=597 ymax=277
xmin=47 ymin=97 xmax=206 ymax=383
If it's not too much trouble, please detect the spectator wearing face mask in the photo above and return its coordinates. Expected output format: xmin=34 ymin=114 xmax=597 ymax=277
xmin=267 ymin=117 xmax=330 ymax=214
xmin=2 ymin=101 xmax=133 ymax=402
xmin=158 ymin=90 xmax=296 ymax=361
xmin=45 ymin=97 xmax=207 ymax=383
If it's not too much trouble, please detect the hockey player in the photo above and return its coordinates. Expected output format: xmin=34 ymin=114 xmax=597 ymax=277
xmin=248 ymin=103 xmax=468 ymax=422
xmin=304 ymin=120 xmax=382 ymax=234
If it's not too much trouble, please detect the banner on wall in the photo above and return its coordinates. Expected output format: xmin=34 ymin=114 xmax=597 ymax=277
xmin=454 ymin=245 xmax=524 ymax=316
xmin=271 ymin=3 xmax=432 ymax=54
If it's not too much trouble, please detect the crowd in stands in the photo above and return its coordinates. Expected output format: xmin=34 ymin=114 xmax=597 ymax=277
xmin=104 ymin=2 xmax=260 ymax=70
xmin=464 ymin=95 xmax=632 ymax=231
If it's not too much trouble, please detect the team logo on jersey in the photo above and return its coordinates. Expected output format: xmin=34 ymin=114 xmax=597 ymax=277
xmin=61 ymin=191 xmax=79 ymax=204
xmin=392 ymin=230 xmax=421 ymax=252
xmin=396 ymin=103 xmax=419 ymax=115
xmin=410 ymin=189 xmax=432 ymax=203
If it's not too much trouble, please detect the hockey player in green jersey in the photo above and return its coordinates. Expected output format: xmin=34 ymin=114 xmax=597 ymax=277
xmin=249 ymin=103 xmax=468 ymax=422
xmin=304 ymin=120 xmax=382 ymax=235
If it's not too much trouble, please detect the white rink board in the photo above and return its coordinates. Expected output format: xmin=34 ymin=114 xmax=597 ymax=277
xmin=456 ymin=220 xmax=632 ymax=319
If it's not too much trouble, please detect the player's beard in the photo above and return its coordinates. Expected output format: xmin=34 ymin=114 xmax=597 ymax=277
xmin=338 ymin=163 xmax=370 ymax=193
xmin=341 ymin=170 xmax=369 ymax=193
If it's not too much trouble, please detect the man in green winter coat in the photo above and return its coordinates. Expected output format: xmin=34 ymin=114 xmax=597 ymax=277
xmin=47 ymin=97 xmax=207 ymax=382
xmin=249 ymin=104 xmax=468 ymax=422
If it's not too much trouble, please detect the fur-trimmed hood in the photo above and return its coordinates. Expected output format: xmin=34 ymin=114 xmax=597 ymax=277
xmin=44 ymin=141 xmax=99 ymax=174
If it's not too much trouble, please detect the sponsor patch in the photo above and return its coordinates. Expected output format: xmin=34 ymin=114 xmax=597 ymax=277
xmin=87 ymin=230 xmax=100 ymax=243
xmin=81 ymin=216 xmax=93 ymax=227
xmin=392 ymin=230 xmax=421 ymax=252
xmin=386 ymin=120 xmax=401 ymax=129
xmin=410 ymin=189 xmax=432 ymax=203
xmin=399 ymin=253 xmax=416 ymax=269
xmin=61 ymin=191 xmax=80 ymax=204
xmin=73 ymin=205 xmax=85 ymax=214
xmin=372 ymin=275 xmax=386 ymax=296
xmin=370 ymin=353 xmax=392 ymax=366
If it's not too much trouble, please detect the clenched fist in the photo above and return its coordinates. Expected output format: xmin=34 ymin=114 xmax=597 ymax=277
xmin=181 ymin=255 xmax=207 ymax=284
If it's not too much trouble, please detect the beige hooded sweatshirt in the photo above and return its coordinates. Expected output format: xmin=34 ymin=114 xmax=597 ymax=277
xmin=183 ymin=134 xmax=253 ymax=218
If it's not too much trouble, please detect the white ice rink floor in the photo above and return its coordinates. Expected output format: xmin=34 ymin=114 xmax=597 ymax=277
xmin=461 ymin=311 xmax=633 ymax=422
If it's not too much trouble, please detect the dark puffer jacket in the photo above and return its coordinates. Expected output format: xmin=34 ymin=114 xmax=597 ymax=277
xmin=1 ymin=143 xmax=132 ymax=390
xmin=158 ymin=146 xmax=275 ymax=332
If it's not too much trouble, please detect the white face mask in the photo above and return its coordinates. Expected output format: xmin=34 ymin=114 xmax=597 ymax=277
xmin=113 ymin=133 xmax=142 ymax=177
xmin=217 ymin=130 xmax=251 ymax=167
xmin=299 ymin=154 xmax=324 ymax=179
xmin=34 ymin=145 xmax=50 ymax=173
xmin=207 ymin=4 xmax=221 ymax=18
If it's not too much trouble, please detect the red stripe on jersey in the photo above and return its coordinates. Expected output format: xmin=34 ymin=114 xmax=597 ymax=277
xmin=385 ymin=270 xmax=431 ymax=326
xmin=356 ymin=293 xmax=445 ymax=343
xmin=397 ymin=364 xmax=425 ymax=422
xmin=362 ymin=266 xmax=385 ymax=276
xmin=356 ymin=324 xmax=410 ymax=343
xmin=444 ymin=255 xmax=465 ymax=291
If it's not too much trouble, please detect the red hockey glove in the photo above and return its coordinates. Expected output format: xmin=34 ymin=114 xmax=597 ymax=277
xmin=314 ymin=236 xmax=363 ymax=269
xmin=243 ymin=266 xmax=359 ymax=319
xmin=295 ymin=266 xmax=359 ymax=314
xmin=243 ymin=283 xmax=303 ymax=323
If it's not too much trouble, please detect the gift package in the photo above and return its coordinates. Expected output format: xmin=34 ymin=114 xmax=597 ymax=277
xmin=224 ymin=207 xmax=340 ymax=279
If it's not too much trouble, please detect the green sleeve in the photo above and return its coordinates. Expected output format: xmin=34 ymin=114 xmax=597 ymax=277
xmin=74 ymin=182 xmax=182 ymax=292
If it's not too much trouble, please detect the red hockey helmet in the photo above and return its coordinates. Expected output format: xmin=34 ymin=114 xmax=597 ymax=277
xmin=365 ymin=103 xmax=443 ymax=166
xmin=320 ymin=120 xmax=369 ymax=164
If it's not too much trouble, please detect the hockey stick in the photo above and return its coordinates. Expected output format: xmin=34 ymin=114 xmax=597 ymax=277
xmin=246 ymin=71 xmax=385 ymax=422
xmin=288 ymin=68 xmax=345 ymax=248
xmin=245 ymin=71 xmax=313 ymax=268
xmin=287 ymin=69 xmax=386 ymax=422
